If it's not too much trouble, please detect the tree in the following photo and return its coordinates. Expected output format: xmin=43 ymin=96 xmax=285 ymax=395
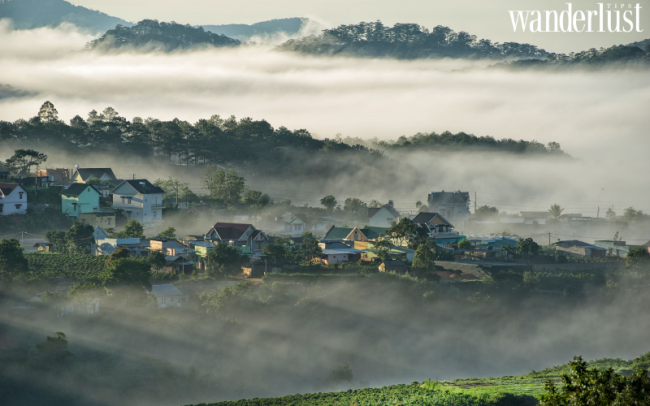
xmin=105 ymin=247 xmax=130 ymax=266
xmin=112 ymin=219 xmax=146 ymax=239
xmin=412 ymin=244 xmax=435 ymax=270
xmin=343 ymin=197 xmax=368 ymax=216
xmin=5 ymin=149 xmax=48 ymax=175
xmin=540 ymin=356 xmax=650 ymax=406
xmin=32 ymin=331 xmax=73 ymax=368
xmin=156 ymin=226 xmax=176 ymax=239
xmin=0 ymin=238 xmax=28 ymax=282
xmin=387 ymin=217 xmax=418 ymax=247
xmin=549 ymin=204 xmax=564 ymax=220
xmin=320 ymin=195 xmax=337 ymax=212
xmin=516 ymin=238 xmax=540 ymax=257
xmin=99 ymin=258 xmax=152 ymax=291
xmin=205 ymin=244 xmax=244 ymax=276
xmin=626 ymin=247 xmax=650 ymax=271
xmin=262 ymin=237 xmax=292 ymax=266
xmin=45 ymin=230 xmax=67 ymax=253
xmin=153 ymin=177 xmax=189 ymax=208
xmin=372 ymin=239 xmax=393 ymax=261
xmin=201 ymin=167 xmax=246 ymax=206
xmin=147 ymin=250 xmax=167 ymax=277
xmin=65 ymin=221 xmax=95 ymax=253
xmin=473 ymin=205 xmax=499 ymax=220
xmin=605 ymin=206 xmax=616 ymax=219
xmin=458 ymin=239 xmax=473 ymax=249
xmin=37 ymin=101 xmax=60 ymax=123
xmin=299 ymin=232 xmax=322 ymax=263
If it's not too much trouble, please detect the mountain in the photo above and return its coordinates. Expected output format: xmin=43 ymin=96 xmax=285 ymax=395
xmin=0 ymin=0 xmax=132 ymax=33
xmin=87 ymin=19 xmax=240 ymax=51
xmin=277 ymin=21 xmax=548 ymax=59
xmin=200 ymin=17 xmax=319 ymax=42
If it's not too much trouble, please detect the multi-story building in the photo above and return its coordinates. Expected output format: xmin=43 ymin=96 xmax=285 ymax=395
xmin=111 ymin=179 xmax=164 ymax=226
xmin=61 ymin=183 xmax=101 ymax=218
xmin=427 ymin=191 xmax=470 ymax=230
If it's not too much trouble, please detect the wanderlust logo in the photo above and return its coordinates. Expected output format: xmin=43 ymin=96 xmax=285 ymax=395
xmin=508 ymin=3 xmax=644 ymax=32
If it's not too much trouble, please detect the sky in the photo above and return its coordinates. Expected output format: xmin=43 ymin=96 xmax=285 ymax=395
xmin=69 ymin=0 xmax=650 ymax=53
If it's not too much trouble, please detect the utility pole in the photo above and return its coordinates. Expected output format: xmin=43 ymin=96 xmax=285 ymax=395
xmin=21 ymin=231 xmax=24 ymax=247
xmin=548 ymin=232 xmax=551 ymax=248
xmin=597 ymin=206 xmax=600 ymax=219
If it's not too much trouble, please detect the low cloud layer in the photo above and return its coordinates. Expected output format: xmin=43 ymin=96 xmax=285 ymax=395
xmin=1 ymin=22 xmax=649 ymax=216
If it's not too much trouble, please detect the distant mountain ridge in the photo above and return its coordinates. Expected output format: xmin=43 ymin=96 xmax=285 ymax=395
xmin=0 ymin=0 xmax=132 ymax=33
xmin=87 ymin=19 xmax=240 ymax=51
xmin=200 ymin=17 xmax=318 ymax=42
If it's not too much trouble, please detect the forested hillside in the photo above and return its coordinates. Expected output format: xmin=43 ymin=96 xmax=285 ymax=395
xmin=277 ymin=21 xmax=548 ymax=59
xmin=201 ymin=17 xmax=315 ymax=42
xmin=0 ymin=0 xmax=131 ymax=32
xmin=499 ymin=43 xmax=650 ymax=68
xmin=87 ymin=20 xmax=240 ymax=51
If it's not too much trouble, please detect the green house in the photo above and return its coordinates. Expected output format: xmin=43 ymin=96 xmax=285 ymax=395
xmin=61 ymin=184 xmax=101 ymax=218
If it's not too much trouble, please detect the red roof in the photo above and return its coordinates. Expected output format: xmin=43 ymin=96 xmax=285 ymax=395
xmin=0 ymin=183 xmax=20 ymax=196
xmin=207 ymin=222 xmax=254 ymax=240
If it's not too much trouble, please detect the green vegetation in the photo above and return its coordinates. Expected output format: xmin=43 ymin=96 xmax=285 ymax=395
xmin=278 ymin=21 xmax=547 ymax=59
xmin=24 ymin=252 xmax=106 ymax=280
xmin=87 ymin=19 xmax=240 ymax=51
xmin=501 ymin=44 xmax=650 ymax=69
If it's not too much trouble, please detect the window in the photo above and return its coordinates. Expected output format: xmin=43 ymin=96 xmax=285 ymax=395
xmin=121 ymin=197 xmax=125 ymax=204
xmin=15 ymin=204 xmax=22 ymax=209
xmin=294 ymin=224 xmax=301 ymax=230
xmin=107 ymin=218 xmax=112 ymax=226
xmin=127 ymin=197 xmax=132 ymax=204
xmin=126 ymin=211 xmax=132 ymax=219
xmin=0 ymin=204 xmax=3 ymax=213
xmin=153 ymin=211 xmax=157 ymax=218
xmin=19 ymin=192 xmax=24 ymax=199
xmin=72 ymin=203 xmax=77 ymax=211
xmin=170 ymin=297 xmax=175 ymax=303
xmin=161 ymin=297 xmax=166 ymax=304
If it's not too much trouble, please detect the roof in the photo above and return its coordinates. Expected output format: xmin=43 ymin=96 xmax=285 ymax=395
xmin=207 ymin=222 xmax=254 ymax=240
xmin=0 ymin=182 xmax=21 ymax=196
xmin=412 ymin=212 xmax=452 ymax=226
xmin=428 ymin=191 xmax=470 ymax=204
xmin=74 ymin=168 xmax=116 ymax=181
xmin=368 ymin=205 xmax=400 ymax=219
xmin=62 ymin=183 xmax=100 ymax=197
xmin=113 ymin=179 xmax=165 ymax=195
xmin=322 ymin=248 xmax=363 ymax=255
xmin=151 ymin=284 xmax=185 ymax=297
xmin=323 ymin=227 xmax=354 ymax=240
xmin=554 ymin=240 xmax=607 ymax=251
xmin=33 ymin=242 xmax=52 ymax=248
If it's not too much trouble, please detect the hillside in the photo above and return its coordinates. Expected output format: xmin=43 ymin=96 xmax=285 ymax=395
xmin=201 ymin=17 xmax=319 ymax=42
xmin=0 ymin=0 xmax=131 ymax=33
xmin=189 ymin=352 xmax=650 ymax=406
xmin=277 ymin=21 xmax=548 ymax=59
xmin=87 ymin=19 xmax=240 ymax=51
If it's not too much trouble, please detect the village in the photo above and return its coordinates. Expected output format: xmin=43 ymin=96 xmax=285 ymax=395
xmin=2 ymin=164 xmax=649 ymax=314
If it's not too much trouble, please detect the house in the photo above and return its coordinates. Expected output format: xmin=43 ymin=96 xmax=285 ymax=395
xmin=111 ymin=179 xmax=164 ymax=226
xmin=95 ymin=237 xmax=150 ymax=256
xmin=553 ymin=240 xmax=607 ymax=258
xmin=368 ymin=201 xmax=401 ymax=228
xmin=467 ymin=235 xmax=519 ymax=250
xmin=427 ymin=191 xmax=470 ymax=230
xmin=312 ymin=216 xmax=346 ymax=233
xmin=163 ymin=197 xmax=190 ymax=209
xmin=204 ymin=222 xmax=268 ymax=252
xmin=33 ymin=242 xmax=53 ymax=252
xmin=242 ymin=257 xmax=267 ymax=278
xmin=61 ymin=183 xmax=101 ymax=218
xmin=151 ymin=284 xmax=189 ymax=308
xmin=150 ymin=239 xmax=193 ymax=257
xmin=322 ymin=226 xmax=389 ymax=242
xmin=364 ymin=242 xmax=415 ymax=262
xmin=36 ymin=168 xmax=70 ymax=186
xmin=520 ymin=211 xmax=551 ymax=225
xmin=0 ymin=183 xmax=27 ymax=215
xmin=71 ymin=167 xmax=118 ymax=197
xmin=378 ymin=260 xmax=410 ymax=275
xmin=594 ymin=240 xmax=639 ymax=257
xmin=164 ymin=256 xmax=195 ymax=273
xmin=79 ymin=210 xmax=116 ymax=228
xmin=276 ymin=212 xmax=307 ymax=236
xmin=411 ymin=212 xmax=458 ymax=237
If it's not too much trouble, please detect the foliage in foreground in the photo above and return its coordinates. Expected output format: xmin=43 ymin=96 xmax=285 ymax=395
xmin=190 ymin=382 xmax=537 ymax=406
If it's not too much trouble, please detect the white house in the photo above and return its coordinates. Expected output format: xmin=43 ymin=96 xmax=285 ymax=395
xmin=277 ymin=212 xmax=306 ymax=236
xmin=111 ymin=179 xmax=164 ymax=227
xmin=428 ymin=191 xmax=470 ymax=230
xmin=368 ymin=201 xmax=401 ymax=228
xmin=0 ymin=183 xmax=27 ymax=215
xmin=151 ymin=284 xmax=189 ymax=308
